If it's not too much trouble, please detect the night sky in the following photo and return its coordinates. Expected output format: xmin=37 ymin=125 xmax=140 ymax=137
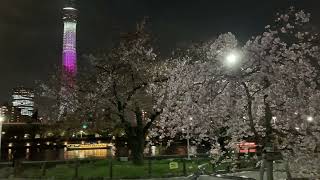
xmin=0 ymin=0 xmax=319 ymax=102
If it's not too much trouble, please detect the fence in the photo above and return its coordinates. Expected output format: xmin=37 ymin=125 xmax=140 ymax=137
xmin=0 ymin=155 xmax=258 ymax=179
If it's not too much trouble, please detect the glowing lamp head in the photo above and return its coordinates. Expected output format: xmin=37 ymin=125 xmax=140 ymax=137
xmin=225 ymin=52 xmax=240 ymax=68
xmin=226 ymin=54 xmax=237 ymax=64
xmin=307 ymin=116 xmax=314 ymax=122
xmin=63 ymin=7 xmax=77 ymax=11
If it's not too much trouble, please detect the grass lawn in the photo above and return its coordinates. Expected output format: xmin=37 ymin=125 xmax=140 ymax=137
xmin=14 ymin=158 xmax=214 ymax=179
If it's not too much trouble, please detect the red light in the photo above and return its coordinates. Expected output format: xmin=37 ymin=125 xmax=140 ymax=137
xmin=240 ymin=149 xmax=249 ymax=153
xmin=238 ymin=142 xmax=257 ymax=153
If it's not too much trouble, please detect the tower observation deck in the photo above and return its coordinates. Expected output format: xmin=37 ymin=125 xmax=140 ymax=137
xmin=62 ymin=0 xmax=78 ymax=78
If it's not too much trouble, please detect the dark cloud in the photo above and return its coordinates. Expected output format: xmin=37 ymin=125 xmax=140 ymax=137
xmin=0 ymin=0 xmax=319 ymax=102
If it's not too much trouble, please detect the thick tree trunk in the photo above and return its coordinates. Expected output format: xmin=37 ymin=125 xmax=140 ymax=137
xmin=127 ymin=107 xmax=146 ymax=165
xmin=129 ymin=132 xmax=145 ymax=165
xmin=242 ymin=82 xmax=260 ymax=144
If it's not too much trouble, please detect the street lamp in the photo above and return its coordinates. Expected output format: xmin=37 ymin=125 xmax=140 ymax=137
xmin=224 ymin=51 xmax=241 ymax=68
xmin=0 ymin=116 xmax=5 ymax=160
xmin=80 ymin=130 xmax=84 ymax=138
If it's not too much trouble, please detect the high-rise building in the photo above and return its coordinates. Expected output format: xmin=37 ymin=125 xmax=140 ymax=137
xmin=12 ymin=88 xmax=35 ymax=117
xmin=0 ymin=104 xmax=21 ymax=123
xmin=0 ymin=105 xmax=8 ymax=117
xmin=62 ymin=0 xmax=78 ymax=78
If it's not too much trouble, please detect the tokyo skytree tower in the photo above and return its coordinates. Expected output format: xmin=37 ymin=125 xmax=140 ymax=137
xmin=58 ymin=0 xmax=78 ymax=121
xmin=62 ymin=0 xmax=77 ymax=78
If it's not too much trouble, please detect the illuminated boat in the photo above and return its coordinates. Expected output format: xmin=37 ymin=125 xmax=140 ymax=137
xmin=66 ymin=143 xmax=111 ymax=150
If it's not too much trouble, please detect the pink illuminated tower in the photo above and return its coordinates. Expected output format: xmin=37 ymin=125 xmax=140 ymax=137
xmin=62 ymin=0 xmax=77 ymax=78
xmin=58 ymin=0 xmax=78 ymax=121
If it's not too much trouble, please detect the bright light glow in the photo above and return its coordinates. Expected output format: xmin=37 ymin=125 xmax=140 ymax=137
xmin=225 ymin=51 xmax=241 ymax=67
xmin=0 ymin=116 xmax=4 ymax=122
xmin=226 ymin=54 xmax=237 ymax=64
xmin=189 ymin=117 xmax=193 ymax=120
xmin=307 ymin=116 xmax=314 ymax=122
xmin=295 ymin=127 xmax=300 ymax=130
xmin=63 ymin=7 xmax=77 ymax=11
xmin=272 ymin=116 xmax=277 ymax=124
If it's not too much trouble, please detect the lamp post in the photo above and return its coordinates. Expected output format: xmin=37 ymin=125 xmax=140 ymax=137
xmin=0 ymin=116 xmax=4 ymax=160
xmin=80 ymin=130 xmax=84 ymax=138
xmin=186 ymin=117 xmax=193 ymax=160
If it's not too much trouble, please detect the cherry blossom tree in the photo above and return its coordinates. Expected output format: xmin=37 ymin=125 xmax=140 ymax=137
xmin=153 ymin=8 xmax=320 ymax=178
xmin=89 ymin=20 xmax=168 ymax=164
